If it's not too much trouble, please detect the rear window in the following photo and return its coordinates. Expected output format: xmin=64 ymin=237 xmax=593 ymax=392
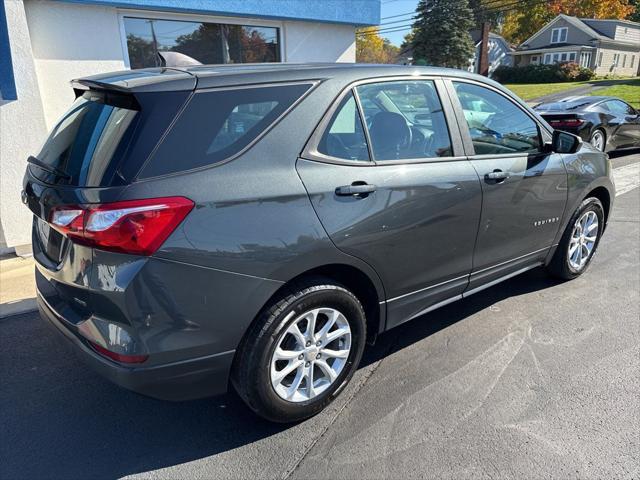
xmin=33 ymin=91 xmax=139 ymax=186
xmin=139 ymin=83 xmax=313 ymax=178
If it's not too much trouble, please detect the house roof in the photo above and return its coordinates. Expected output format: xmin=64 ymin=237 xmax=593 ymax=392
xmin=581 ymin=18 xmax=640 ymax=28
xmin=470 ymin=29 xmax=506 ymax=44
xmin=519 ymin=14 xmax=640 ymax=50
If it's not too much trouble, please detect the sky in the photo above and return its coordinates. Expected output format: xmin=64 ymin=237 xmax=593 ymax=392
xmin=379 ymin=0 xmax=420 ymax=46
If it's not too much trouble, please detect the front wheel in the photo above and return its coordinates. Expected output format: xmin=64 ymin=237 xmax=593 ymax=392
xmin=231 ymin=278 xmax=366 ymax=423
xmin=546 ymin=197 xmax=604 ymax=280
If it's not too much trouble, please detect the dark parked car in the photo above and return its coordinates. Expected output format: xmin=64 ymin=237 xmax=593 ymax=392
xmin=534 ymin=96 xmax=640 ymax=152
xmin=23 ymin=64 xmax=615 ymax=422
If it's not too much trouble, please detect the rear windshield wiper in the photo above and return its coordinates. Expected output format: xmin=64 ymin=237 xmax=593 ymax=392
xmin=27 ymin=156 xmax=71 ymax=180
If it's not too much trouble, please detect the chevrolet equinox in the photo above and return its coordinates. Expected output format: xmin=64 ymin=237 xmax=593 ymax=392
xmin=23 ymin=64 xmax=615 ymax=422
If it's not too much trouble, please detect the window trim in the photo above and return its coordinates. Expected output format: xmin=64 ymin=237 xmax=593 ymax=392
xmin=543 ymin=51 xmax=577 ymax=65
xmin=133 ymin=80 xmax=320 ymax=182
xmin=444 ymin=77 xmax=551 ymax=159
xmin=551 ymin=27 xmax=568 ymax=44
xmin=302 ymin=75 xmax=466 ymax=166
xmin=117 ymin=9 xmax=285 ymax=69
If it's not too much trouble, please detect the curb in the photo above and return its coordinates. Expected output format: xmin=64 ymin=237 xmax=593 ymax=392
xmin=0 ymin=299 xmax=38 ymax=319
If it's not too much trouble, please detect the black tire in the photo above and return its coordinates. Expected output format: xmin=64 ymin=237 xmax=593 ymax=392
xmin=231 ymin=277 xmax=366 ymax=423
xmin=546 ymin=197 xmax=605 ymax=280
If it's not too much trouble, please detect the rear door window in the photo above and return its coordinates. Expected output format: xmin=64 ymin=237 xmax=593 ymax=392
xmin=355 ymin=80 xmax=453 ymax=160
xmin=33 ymin=92 xmax=139 ymax=186
xmin=140 ymin=83 xmax=313 ymax=178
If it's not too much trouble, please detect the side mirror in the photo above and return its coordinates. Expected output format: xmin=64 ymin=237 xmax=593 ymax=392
xmin=551 ymin=129 xmax=582 ymax=154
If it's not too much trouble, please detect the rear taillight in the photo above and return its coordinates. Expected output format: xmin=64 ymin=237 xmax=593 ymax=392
xmin=548 ymin=118 xmax=584 ymax=128
xmin=49 ymin=196 xmax=194 ymax=255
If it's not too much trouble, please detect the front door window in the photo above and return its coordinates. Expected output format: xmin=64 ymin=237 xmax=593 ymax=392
xmin=453 ymin=82 xmax=541 ymax=155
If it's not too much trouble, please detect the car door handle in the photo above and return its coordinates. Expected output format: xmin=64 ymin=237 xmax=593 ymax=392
xmin=484 ymin=170 xmax=510 ymax=182
xmin=335 ymin=183 xmax=377 ymax=196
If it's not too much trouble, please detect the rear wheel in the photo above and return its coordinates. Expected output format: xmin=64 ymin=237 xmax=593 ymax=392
xmin=590 ymin=129 xmax=606 ymax=152
xmin=546 ymin=197 xmax=604 ymax=280
xmin=231 ymin=278 xmax=366 ymax=423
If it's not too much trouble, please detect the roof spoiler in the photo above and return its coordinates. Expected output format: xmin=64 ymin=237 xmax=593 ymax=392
xmin=70 ymin=80 xmax=141 ymax=110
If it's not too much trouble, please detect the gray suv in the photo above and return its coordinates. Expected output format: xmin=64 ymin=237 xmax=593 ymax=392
xmin=23 ymin=64 xmax=614 ymax=422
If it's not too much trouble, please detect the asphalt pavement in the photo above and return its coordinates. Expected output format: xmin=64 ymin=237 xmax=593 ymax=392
xmin=1 ymin=153 xmax=638 ymax=480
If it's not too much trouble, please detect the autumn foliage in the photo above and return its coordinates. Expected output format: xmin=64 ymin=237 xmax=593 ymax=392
xmin=501 ymin=0 xmax=635 ymax=44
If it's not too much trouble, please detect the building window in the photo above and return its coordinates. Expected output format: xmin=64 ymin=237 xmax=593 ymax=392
xmin=543 ymin=51 xmax=576 ymax=64
xmin=122 ymin=17 xmax=280 ymax=69
xmin=631 ymin=55 xmax=636 ymax=69
xmin=580 ymin=51 xmax=592 ymax=68
xmin=551 ymin=27 xmax=568 ymax=44
xmin=597 ymin=51 xmax=603 ymax=67
xmin=622 ymin=54 xmax=627 ymax=68
xmin=613 ymin=53 xmax=620 ymax=67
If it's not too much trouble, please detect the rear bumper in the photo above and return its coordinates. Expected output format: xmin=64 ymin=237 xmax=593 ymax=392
xmin=37 ymin=293 xmax=235 ymax=401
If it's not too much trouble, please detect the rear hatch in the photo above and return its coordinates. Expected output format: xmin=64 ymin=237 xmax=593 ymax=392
xmin=23 ymin=69 xmax=195 ymax=320
xmin=537 ymin=113 xmax=585 ymax=131
xmin=534 ymin=100 xmax=589 ymax=131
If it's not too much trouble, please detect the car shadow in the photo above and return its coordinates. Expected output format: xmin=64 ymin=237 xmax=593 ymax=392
xmin=360 ymin=266 xmax=561 ymax=367
xmin=0 ymin=268 xmax=559 ymax=479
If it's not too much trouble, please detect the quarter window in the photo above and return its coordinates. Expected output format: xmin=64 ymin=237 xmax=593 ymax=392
xmin=605 ymin=100 xmax=634 ymax=115
xmin=123 ymin=17 xmax=280 ymax=68
xmin=453 ymin=82 xmax=541 ymax=155
xmin=355 ymin=80 xmax=453 ymax=160
xmin=140 ymin=83 xmax=312 ymax=178
xmin=317 ymin=92 xmax=370 ymax=162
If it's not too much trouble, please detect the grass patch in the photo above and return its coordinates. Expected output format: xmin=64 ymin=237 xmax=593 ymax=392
xmin=590 ymin=78 xmax=640 ymax=108
xmin=502 ymin=78 xmax=629 ymax=101
xmin=504 ymin=81 xmax=592 ymax=101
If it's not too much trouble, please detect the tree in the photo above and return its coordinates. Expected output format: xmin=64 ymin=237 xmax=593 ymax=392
xmin=411 ymin=0 xmax=476 ymax=68
xmin=126 ymin=34 xmax=157 ymax=69
xmin=356 ymin=27 xmax=400 ymax=63
xmin=500 ymin=0 xmax=635 ymax=44
xmin=625 ymin=0 xmax=639 ymax=21
xmin=468 ymin=0 xmax=511 ymax=27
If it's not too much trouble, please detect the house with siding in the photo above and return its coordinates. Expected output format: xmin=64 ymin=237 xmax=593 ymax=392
xmin=467 ymin=30 xmax=513 ymax=76
xmin=512 ymin=14 xmax=640 ymax=77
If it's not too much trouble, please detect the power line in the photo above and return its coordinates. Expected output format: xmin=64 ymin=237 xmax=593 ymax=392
xmin=379 ymin=16 xmax=417 ymax=26
xmin=357 ymin=25 xmax=413 ymax=36
xmin=380 ymin=11 xmax=415 ymax=20
xmin=363 ymin=0 xmax=550 ymax=38
xmin=357 ymin=22 xmax=414 ymax=34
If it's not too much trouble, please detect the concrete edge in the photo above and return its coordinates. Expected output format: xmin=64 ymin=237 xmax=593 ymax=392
xmin=0 ymin=298 xmax=38 ymax=319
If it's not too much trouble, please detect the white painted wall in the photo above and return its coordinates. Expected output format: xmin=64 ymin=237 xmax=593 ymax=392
xmin=25 ymin=1 xmax=355 ymax=129
xmin=283 ymin=21 xmax=355 ymax=62
xmin=0 ymin=0 xmax=47 ymax=250
xmin=1 ymin=0 xmax=356 ymax=249
xmin=25 ymin=0 xmax=127 ymax=129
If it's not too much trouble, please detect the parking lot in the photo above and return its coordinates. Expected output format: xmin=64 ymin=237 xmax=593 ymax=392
xmin=1 ymin=153 xmax=638 ymax=480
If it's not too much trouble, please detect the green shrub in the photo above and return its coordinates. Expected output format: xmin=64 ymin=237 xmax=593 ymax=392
xmin=494 ymin=62 xmax=595 ymax=83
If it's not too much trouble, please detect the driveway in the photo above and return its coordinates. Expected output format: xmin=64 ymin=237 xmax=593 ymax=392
xmin=1 ymin=154 xmax=639 ymax=480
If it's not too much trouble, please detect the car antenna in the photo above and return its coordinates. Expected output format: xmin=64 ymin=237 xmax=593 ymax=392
xmin=157 ymin=51 xmax=167 ymax=68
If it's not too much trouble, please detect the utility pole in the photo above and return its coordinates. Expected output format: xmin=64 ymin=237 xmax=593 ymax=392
xmin=478 ymin=21 xmax=490 ymax=76
xmin=146 ymin=20 xmax=160 ymax=66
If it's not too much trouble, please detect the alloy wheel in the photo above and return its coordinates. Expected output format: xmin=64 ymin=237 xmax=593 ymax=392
xmin=568 ymin=210 xmax=599 ymax=270
xmin=270 ymin=308 xmax=351 ymax=403
xmin=590 ymin=130 xmax=605 ymax=151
